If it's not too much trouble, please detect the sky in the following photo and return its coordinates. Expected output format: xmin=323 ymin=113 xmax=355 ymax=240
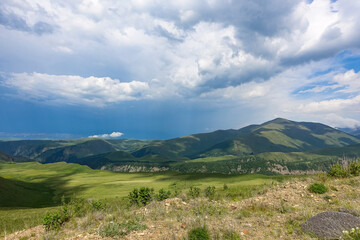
xmin=1 ymin=0 xmax=360 ymax=139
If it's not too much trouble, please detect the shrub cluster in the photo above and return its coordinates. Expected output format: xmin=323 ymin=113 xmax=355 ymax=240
xmin=189 ymin=186 xmax=201 ymax=198
xmin=129 ymin=187 xmax=154 ymax=206
xmin=42 ymin=206 xmax=69 ymax=231
xmin=42 ymin=198 xmax=104 ymax=231
xmin=204 ymin=186 xmax=216 ymax=199
xmin=328 ymin=160 xmax=360 ymax=178
xmin=129 ymin=187 xmax=172 ymax=206
xmin=308 ymin=183 xmax=328 ymax=194
xmin=156 ymin=188 xmax=171 ymax=201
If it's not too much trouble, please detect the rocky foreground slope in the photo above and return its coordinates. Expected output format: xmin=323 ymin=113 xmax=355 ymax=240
xmin=3 ymin=175 xmax=360 ymax=240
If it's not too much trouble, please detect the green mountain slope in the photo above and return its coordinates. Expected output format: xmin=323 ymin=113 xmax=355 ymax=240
xmin=199 ymin=118 xmax=360 ymax=157
xmin=0 ymin=150 xmax=28 ymax=162
xmin=132 ymin=127 xmax=259 ymax=158
xmin=73 ymin=150 xmax=180 ymax=170
xmin=312 ymin=143 xmax=360 ymax=157
xmin=339 ymin=127 xmax=360 ymax=138
xmin=39 ymin=139 xmax=117 ymax=163
xmin=0 ymin=139 xmax=95 ymax=160
xmin=0 ymin=140 xmax=62 ymax=159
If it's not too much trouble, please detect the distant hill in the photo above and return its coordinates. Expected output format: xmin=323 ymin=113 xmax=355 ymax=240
xmin=198 ymin=118 xmax=360 ymax=157
xmin=131 ymin=124 xmax=265 ymax=159
xmin=0 ymin=150 xmax=29 ymax=162
xmin=0 ymin=118 xmax=359 ymax=174
xmin=39 ymin=139 xmax=117 ymax=163
xmin=72 ymin=150 xmax=179 ymax=170
xmin=338 ymin=127 xmax=360 ymax=137
xmin=132 ymin=118 xmax=360 ymax=159
xmin=312 ymin=143 xmax=360 ymax=158
xmin=0 ymin=139 xmax=150 ymax=164
xmin=0 ymin=140 xmax=64 ymax=159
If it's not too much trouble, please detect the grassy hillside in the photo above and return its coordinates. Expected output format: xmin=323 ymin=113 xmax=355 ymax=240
xmin=0 ymin=161 xmax=284 ymax=235
xmin=0 ymin=139 xmax=93 ymax=160
xmin=0 ymin=162 xmax=279 ymax=203
xmin=0 ymin=150 xmax=29 ymax=162
xmin=313 ymin=143 xmax=360 ymax=157
xmin=2 ymin=161 xmax=360 ymax=239
xmin=199 ymin=118 xmax=360 ymax=157
xmin=105 ymin=139 xmax=154 ymax=152
xmin=38 ymin=139 xmax=117 ymax=163
xmin=132 ymin=129 xmax=249 ymax=158
xmin=0 ymin=177 xmax=55 ymax=207
xmin=73 ymin=150 xmax=182 ymax=169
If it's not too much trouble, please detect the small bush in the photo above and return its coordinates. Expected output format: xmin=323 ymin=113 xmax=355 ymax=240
xmin=342 ymin=227 xmax=360 ymax=240
xmin=204 ymin=186 xmax=216 ymax=199
xmin=91 ymin=200 xmax=104 ymax=211
xmin=348 ymin=161 xmax=360 ymax=176
xmin=188 ymin=226 xmax=210 ymax=240
xmin=328 ymin=163 xmax=349 ymax=178
xmin=308 ymin=183 xmax=328 ymax=194
xmin=223 ymin=184 xmax=228 ymax=190
xmin=189 ymin=186 xmax=201 ymax=198
xmin=222 ymin=229 xmax=242 ymax=240
xmin=42 ymin=210 xmax=68 ymax=231
xmin=129 ymin=187 xmax=154 ymax=206
xmin=156 ymin=188 xmax=171 ymax=201
xmin=67 ymin=198 xmax=87 ymax=217
xmin=327 ymin=160 xmax=360 ymax=178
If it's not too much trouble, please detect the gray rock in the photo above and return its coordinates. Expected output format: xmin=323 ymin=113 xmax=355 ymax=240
xmin=339 ymin=208 xmax=360 ymax=217
xmin=301 ymin=211 xmax=360 ymax=239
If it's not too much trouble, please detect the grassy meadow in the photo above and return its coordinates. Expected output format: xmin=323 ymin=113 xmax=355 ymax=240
xmin=0 ymin=161 xmax=291 ymax=236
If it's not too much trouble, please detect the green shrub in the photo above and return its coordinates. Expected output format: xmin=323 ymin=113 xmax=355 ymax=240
xmin=188 ymin=226 xmax=210 ymax=240
xmin=129 ymin=187 xmax=154 ymax=206
xmin=328 ymin=163 xmax=349 ymax=178
xmin=67 ymin=198 xmax=87 ymax=217
xmin=308 ymin=183 xmax=328 ymax=194
xmin=42 ymin=207 xmax=69 ymax=231
xmin=328 ymin=160 xmax=360 ymax=178
xmin=91 ymin=200 xmax=104 ymax=211
xmin=342 ymin=227 xmax=360 ymax=240
xmin=222 ymin=229 xmax=242 ymax=240
xmin=42 ymin=212 xmax=62 ymax=231
xmin=348 ymin=161 xmax=360 ymax=176
xmin=204 ymin=186 xmax=216 ymax=199
xmin=156 ymin=188 xmax=171 ymax=201
xmin=189 ymin=186 xmax=201 ymax=198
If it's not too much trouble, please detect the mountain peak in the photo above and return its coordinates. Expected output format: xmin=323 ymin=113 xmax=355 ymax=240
xmin=265 ymin=117 xmax=292 ymax=124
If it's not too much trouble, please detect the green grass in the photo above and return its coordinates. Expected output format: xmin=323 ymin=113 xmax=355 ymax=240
xmin=0 ymin=161 xmax=291 ymax=236
xmin=0 ymin=206 xmax=60 ymax=236
xmin=0 ymin=162 xmax=282 ymax=200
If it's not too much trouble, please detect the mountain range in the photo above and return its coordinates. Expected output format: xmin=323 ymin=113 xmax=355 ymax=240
xmin=1 ymin=118 xmax=360 ymax=174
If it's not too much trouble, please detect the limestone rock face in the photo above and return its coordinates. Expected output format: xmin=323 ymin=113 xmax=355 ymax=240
xmin=301 ymin=211 xmax=360 ymax=239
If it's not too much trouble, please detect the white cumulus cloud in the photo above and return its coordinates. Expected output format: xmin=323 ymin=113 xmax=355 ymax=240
xmin=88 ymin=132 xmax=124 ymax=138
xmin=3 ymin=72 xmax=150 ymax=106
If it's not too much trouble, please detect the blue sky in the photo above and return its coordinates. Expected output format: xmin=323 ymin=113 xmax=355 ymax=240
xmin=1 ymin=0 xmax=360 ymax=139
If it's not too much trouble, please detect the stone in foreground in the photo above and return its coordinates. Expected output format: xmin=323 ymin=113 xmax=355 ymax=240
xmin=301 ymin=211 xmax=360 ymax=239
